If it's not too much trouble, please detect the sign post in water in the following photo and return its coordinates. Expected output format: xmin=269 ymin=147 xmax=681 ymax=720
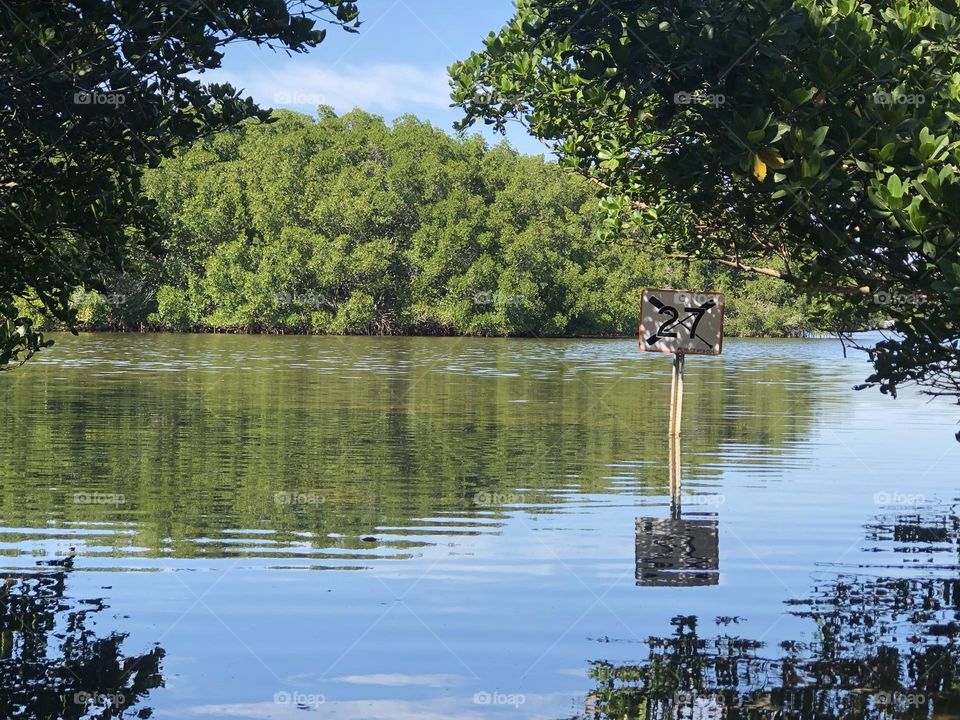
xmin=639 ymin=288 xmax=725 ymax=515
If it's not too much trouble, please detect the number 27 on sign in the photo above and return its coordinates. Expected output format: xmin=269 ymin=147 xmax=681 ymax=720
xmin=639 ymin=289 xmax=725 ymax=356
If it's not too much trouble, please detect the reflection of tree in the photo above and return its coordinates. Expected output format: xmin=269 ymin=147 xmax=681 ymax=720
xmin=0 ymin=337 xmax=820 ymax=558
xmin=581 ymin=508 xmax=960 ymax=719
xmin=0 ymin=558 xmax=164 ymax=719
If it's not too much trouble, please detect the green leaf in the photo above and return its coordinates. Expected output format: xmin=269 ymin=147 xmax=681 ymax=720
xmin=811 ymin=126 xmax=829 ymax=148
xmin=906 ymin=196 xmax=925 ymax=230
xmin=887 ymin=174 xmax=903 ymax=198
xmin=788 ymin=87 xmax=817 ymax=106
xmin=940 ymin=260 xmax=960 ymax=282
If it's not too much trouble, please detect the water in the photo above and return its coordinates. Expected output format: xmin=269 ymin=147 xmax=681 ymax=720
xmin=0 ymin=334 xmax=957 ymax=718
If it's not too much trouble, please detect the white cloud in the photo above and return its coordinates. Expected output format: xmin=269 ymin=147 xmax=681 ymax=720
xmin=331 ymin=673 xmax=464 ymax=687
xmin=213 ymin=61 xmax=452 ymax=115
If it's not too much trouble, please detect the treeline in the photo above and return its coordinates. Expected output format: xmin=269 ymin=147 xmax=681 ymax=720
xmin=19 ymin=108 xmax=845 ymax=337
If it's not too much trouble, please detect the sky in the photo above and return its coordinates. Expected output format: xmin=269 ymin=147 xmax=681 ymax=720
xmin=208 ymin=0 xmax=548 ymax=155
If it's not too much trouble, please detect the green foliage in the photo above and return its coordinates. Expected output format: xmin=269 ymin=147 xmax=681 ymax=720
xmin=70 ymin=290 xmax=112 ymax=328
xmin=152 ymin=287 xmax=195 ymax=332
xmin=451 ymin=0 xmax=960 ymax=404
xmin=0 ymin=0 xmax=360 ymax=369
xmin=130 ymin=109 xmax=833 ymax=338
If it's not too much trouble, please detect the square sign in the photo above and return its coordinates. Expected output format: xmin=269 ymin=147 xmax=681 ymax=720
xmin=639 ymin=288 xmax=724 ymax=355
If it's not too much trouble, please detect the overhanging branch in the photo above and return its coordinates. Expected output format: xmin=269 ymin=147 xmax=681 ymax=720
xmin=667 ymin=254 xmax=873 ymax=296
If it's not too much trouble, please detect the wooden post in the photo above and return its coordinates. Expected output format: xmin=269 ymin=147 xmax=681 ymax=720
xmin=668 ymin=352 xmax=684 ymax=518
xmin=669 ymin=429 xmax=681 ymax=519
xmin=669 ymin=352 xmax=685 ymax=437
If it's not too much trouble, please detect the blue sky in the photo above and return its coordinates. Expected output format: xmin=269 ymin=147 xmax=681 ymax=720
xmin=208 ymin=0 xmax=548 ymax=155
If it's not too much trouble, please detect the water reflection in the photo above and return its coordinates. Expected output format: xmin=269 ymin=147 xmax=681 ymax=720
xmin=635 ymin=516 xmax=720 ymax=587
xmin=0 ymin=554 xmax=164 ymax=719
xmin=0 ymin=335 xmax=823 ymax=565
xmin=636 ymin=428 xmax=721 ymax=587
xmin=584 ymin=503 xmax=960 ymax=719
xmin=0 ymin=335 xmax=954 ymax=718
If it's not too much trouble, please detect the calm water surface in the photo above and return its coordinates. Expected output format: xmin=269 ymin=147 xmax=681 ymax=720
xmin=0 ymin=334 xmax=957 ymax=719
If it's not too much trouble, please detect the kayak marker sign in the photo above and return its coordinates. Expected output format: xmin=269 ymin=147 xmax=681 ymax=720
xmin=639 ymin=289 xmax=725 ymax=356
xmin=637 ymin=287 xmax=724 ymax=520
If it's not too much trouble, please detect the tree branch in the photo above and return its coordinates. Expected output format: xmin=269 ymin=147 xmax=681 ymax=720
xmin=666 ymin=254 xmax=873 ymax=296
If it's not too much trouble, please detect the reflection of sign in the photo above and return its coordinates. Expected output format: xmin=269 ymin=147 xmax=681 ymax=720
xmin=636 ymin=516 xmax=719 ymax=586
xmin=639 ymin=289 xmax=724 ymax=355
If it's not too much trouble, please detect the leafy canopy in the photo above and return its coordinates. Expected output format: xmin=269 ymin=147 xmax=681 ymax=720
xmin=451 ymin=0 xmax=960 ymax=410
xmin=0 ymin=0 xmax=359 ymax=369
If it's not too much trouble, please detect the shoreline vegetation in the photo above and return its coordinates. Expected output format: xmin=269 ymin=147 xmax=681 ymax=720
xmin=41 ymin=327 xmax=831 ymax=339
xmin=17 ymin=108 xmax=878 ymax=341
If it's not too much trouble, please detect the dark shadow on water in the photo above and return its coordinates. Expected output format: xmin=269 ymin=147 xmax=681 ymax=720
xmin=0 ymin=553 xmax=164 ymax=719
